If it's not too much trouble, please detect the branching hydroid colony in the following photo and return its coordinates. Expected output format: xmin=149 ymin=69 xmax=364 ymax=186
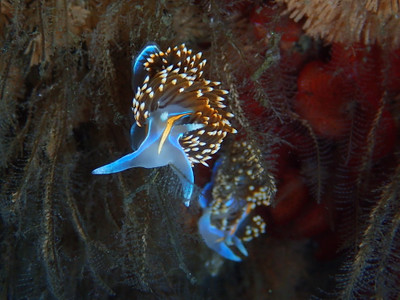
xmin=0 ymin=1 xmax=399 ymax=299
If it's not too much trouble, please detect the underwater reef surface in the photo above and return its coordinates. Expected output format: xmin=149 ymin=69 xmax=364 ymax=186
xmin=0 ymin=0 xmax=399 ymax=299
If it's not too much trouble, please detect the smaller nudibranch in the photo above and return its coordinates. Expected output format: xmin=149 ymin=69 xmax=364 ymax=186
xmin=198 ymin=140 xmax=276 ymax=261
xmin=92 ymin=42 xmax=236 ymax=206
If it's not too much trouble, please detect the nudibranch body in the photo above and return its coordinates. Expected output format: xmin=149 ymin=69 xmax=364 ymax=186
xmin=198 ymin=140 xmax=276 ymax=261
xmin=92 ymin=43 xmax=236 ymax=206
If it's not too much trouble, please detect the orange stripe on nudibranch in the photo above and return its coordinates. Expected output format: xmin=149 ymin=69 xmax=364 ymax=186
xmin=132 ymin=43 xmax=236 ymax=166
xmin=92 ymin=42 xmax=236 ymax=206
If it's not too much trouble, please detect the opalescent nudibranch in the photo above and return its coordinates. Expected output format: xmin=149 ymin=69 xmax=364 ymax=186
xmin=198 ymin=140 xmax=276 ymax=261
xmin=92 ymin=43 xmax=236 ymax=206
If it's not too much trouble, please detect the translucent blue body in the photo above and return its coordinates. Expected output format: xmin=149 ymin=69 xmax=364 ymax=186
xmin=92 ymin=43 xmax=201 ymax=206
xmin=198 ymin=161 xmax=249 ymax=261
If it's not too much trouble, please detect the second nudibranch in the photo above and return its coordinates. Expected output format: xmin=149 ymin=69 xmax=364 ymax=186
xmin=198 ymin=140 xmax=276 ymax=262
xmin=92 ymin=43 xmax=236 ymax=206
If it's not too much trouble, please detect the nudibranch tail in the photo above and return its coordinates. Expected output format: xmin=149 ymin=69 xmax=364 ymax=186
xmin=93 ymin=42 xmax=236 ymax=206
xmin=131 ymin=43 xmax=161 ymax=92
xmin=167 ymin=131 xmax=195 ymax=206
xmin=198 ymin=210 xmax=246 ymax=262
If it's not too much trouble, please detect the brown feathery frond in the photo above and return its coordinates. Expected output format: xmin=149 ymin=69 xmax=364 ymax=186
xmin=335 ymin=161 xmax=400 ymax=299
